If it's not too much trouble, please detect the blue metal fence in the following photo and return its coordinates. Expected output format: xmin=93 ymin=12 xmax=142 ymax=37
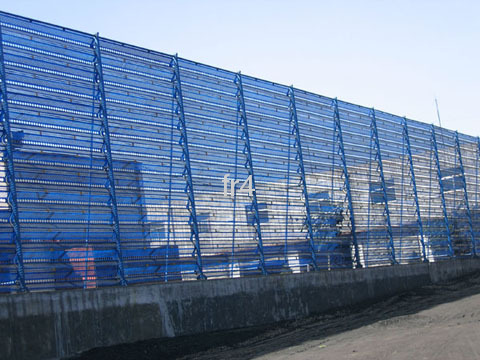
xmin=0 ymin=11 xmax=478 ymax=292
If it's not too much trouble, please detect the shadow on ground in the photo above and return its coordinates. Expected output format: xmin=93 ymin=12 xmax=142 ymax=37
xmin=70 ymin=271 xmax=480 ymax=360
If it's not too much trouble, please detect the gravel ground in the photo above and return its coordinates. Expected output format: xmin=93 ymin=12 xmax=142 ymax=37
xmin=74 ymin=270 xmax=480 ymax=360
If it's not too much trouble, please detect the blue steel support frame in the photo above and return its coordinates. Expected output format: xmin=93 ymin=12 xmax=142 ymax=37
xmin=455 ymin=131 xmax=476 ymax=256
xmin=478 ymin=137 xmax=480 ymax=207
xmin=332 ymin=99 xmax=362 ymax=268
xmin=0 ymin=25 xmax=26 ymax=291
xmin=287 ymin=87 xmax=318 ymax=270
xmin=430 ymin=125 xmax=454 ymax=257
xmin=170 ymin=54 xmax=206 ymax=280
xmin=91 ymin=33 xmax=127 ymax=286
xmin=234 ymin=72 xmax=267 ymax=275
xmin=369 ymin=109 xmax=397 ymax=264
xmin=402 ymin=118 xmax=427 ymax=262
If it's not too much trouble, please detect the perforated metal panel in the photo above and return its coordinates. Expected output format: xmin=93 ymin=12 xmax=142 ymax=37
xmin=0 ymin=11 xmax=478 ymax=292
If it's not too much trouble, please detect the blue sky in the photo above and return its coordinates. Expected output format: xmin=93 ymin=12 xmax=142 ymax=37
xmin=1 ymin=0 xmax=479 ymax=136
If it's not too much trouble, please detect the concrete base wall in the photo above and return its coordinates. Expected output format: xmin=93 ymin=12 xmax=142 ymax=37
xmin=2 ymin=258 xmax=480 ymax=359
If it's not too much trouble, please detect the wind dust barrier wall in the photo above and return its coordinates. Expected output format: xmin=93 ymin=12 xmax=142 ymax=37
xmin=0 ymin=11 xmax=479 ymax=292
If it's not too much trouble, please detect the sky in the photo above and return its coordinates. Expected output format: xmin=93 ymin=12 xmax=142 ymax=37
xmin=1 ymin=0 xmax=479 ymax=136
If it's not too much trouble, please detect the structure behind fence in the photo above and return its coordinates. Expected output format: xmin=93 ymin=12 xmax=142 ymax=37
xmin=0 ymin=11 xmax=479 ymax=292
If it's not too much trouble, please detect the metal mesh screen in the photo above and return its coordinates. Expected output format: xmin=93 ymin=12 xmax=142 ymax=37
xmin=0 ymin=11 xmax=478 ymax=292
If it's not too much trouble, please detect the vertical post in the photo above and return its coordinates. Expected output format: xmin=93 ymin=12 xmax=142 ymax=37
xmin=477 ymin=137 xmax=480 ymax=208
xmin=369 ymin=109 xmax=396 ymax=264
xmin=399 ymin=131 xmax=405 ymax=263
xmin=170 ymin=54 xmax=206 ymax=279
xmin=430 ymin=125 xmax=454 ymax=257
xmin=234 ymin=72 xmax=267 ymax=275
xmin=230 ymin=111 xmax=240 ymax=277
xmin=332 ymin=99 xmax=361 ymax=268
xmin=283 ymin=107 xmax=291 ymax=265
xmin=402 ymin=118 xmax=427 ymax=262
xmin=0 ymin=25 xmax=26 ymax=291
xmin=455 ymin=131 xmax=476 ymax=256
xmin=91 ymin=33 xmax=127 ymax=285
xmin=287 ymin=86 xmax=318 ymax=270
xmin=164 ymin=96 xmax=176 ymax=281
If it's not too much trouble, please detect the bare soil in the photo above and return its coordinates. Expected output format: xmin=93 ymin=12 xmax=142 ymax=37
xmin=74 ymin=271 xmax=480 ymax=360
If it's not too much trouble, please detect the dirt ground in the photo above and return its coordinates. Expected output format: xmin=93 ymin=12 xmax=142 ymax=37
xmin=75 ymin=271 xmax=480 ymax=360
